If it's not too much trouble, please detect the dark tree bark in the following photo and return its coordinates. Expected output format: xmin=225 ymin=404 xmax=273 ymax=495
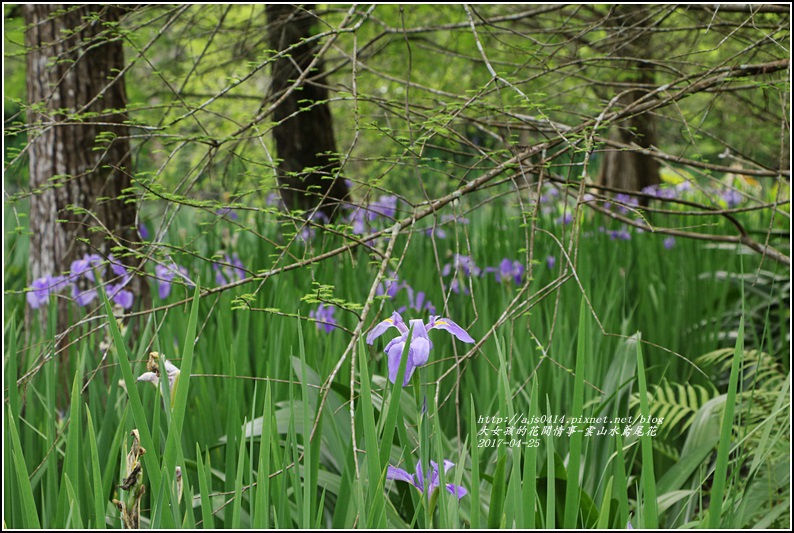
xmin=266 ymin=4 xmax=349 ymax=220
xmin=597 ymin=5 xmax=661 ymax=200
xmin=24 ymin=5 xmax=140 ymax=321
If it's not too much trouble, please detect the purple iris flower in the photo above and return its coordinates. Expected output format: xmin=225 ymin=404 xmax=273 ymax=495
xmin=448 ymin=278 xmax=467 ymax=295
xmin=487 ymin=258 xmax=524 ymax=285
xmin=546 ymin=256 xmax=556 ymax=270
xmin=608 ymin=228 xmax=632 ymax=241
xmin=107 ymin=284 xmax=134 ymax=309
xmin=104 ymin=255 xmax=134 ymax=308
xmin=108 ymin=255 xmax=127 ymax=278
xmin=663 ymin=236 xmax=676 ymax=249
xmin=138 ymin=223 xmax=150 ymax=240
xmin=404 ymin=285 xmax=436 ymax=314
xmin=71 ymin=284 xmax=97 ymax=307
xmin=721 ymin=189 xmax=743 ymax=208
xmin=310 ymin=303 xmax=337 ymax=333
xmin=613 ymin=193 xmax=638 ymax=214
xmin=367 ymin=195 xmax=398 ymax=221
xmin=26 ymin=275 xmax=67 ymax=309
xmin=641 ymin=184 xmax=658 ymax=197
xmin=344 ymin=206 xmax=368 ymax=235
xmin=641 ymin=185 xmax=676 ymax=200
xmin=67 ymin=253 xmax=104 ymax=306
xmin=213 ymin=253 xmax=246 ymax=285
xmin=265 ymin=192 xmax=283 ymax=208
xmin=366 ymin=311 xmax=475 ymax=386
xmin=424 ymin=226 xmax=447 ymax=239
xmin=658 ymin=188 xmax=676 ymax=200
xmin=554 ymin=212 xmax=573 ymax=225
xmin=155 ymin=262 xmax=193 ymax=299
xmin=215 ymin=207 xmax=239 ymax=221
xmin=156 ymin=264 xmax=176 ymax=299
xmin=108 ymin=254 xmax=132 ymax=286
xmin=442 ymin=213 xmax=469 ymax=225
xmin=70 ymin=253 xmax=104 ymax=282
xmin=386 ymin=459 xmax=467 ymax=499
xmin=299 ymin=211 xmax=330 ymax=242
xmin=29 ymin=254 xmax=135 ymax=310
xmin=539 ymin=184 xmax=559 ymax=204
xmin=442 ymin=254 xmax=481 ymax=278
xmin=70 ymin=258 xmax=90 ymax=280
xmin=377 ymin=272 xmax=402 ymax=299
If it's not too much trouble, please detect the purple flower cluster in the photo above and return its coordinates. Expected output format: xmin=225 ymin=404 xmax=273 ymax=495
xmin=310 ymin=303 xmax=337 ymax=333
xmin=286 ymin=193 xmax=473 ymax=243
xmin=26 ymin=253 xmax=134 ymax=310
xmin=347 ymin=194 xmax=400 ymax=235
xmin=554 ymin=212 xmax=574 ymax=226
xmin=377 ymin=272 xmax=402 ymax=299
xmin=265 ymin=191 xmax=284 ymax=209
xmin=215 ymin=207 xmax=239 ymax=221
xmin=443 ymin=255 xmax=481 ymax=278
xmin=608 ymin=228 xmax=632 ymax=241
xmin=442 ymin=254 xmax=482 ymax=294
xmin=539 ymin=184 xmax=560 ymax=204
xmin=612 ymin=193 xmax=639 ymax=215
xmin=298 ymin=211 xmax=330 ymax=243
xmin=598 ymin=225 xmax=632 ymax=241
xmin=376 ymin=272 xmax=437 ymax=316
xmin=721 ymin=189 xmax=743 ymax=208
xmin=443 ymin=255 xmax=526 ymax=291
xmin=155 ymin=261 xmax=193 ymax=299
xmin=213 ymin=253 xmax=246 ymax=285
xmin=403 ymin=286 xmax=436 ymax=315
xmin=26 ymin=275 xmax=68 ymax=309
xmin=641 ymin=184 xmax=676 ymax=200
xmin=423 ymin=227 xmax=447 ymax=238
xmin=366 ymin=195 xmax=398 ymax=221
xmin=485 ymin=258 xmax=524 ymax=285
xmin=386 ymin=459 xmax=467 ymax=499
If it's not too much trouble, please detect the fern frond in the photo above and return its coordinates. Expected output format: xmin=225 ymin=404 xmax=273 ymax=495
xmin=630 ymin=379 xmax=716 ymax=440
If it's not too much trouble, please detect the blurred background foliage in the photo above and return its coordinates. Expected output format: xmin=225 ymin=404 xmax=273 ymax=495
xmin=5 ymin=4 xmax=789 ymax=201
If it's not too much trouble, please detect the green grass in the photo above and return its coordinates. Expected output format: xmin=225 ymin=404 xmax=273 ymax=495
xmin=3 ymin=190 xmax=789 ymax=529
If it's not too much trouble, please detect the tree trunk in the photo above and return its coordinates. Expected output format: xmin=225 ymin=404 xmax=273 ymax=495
xmin=24 ymin=5 xmax=139 ymax=322
xmin=266 ymin=4 xmax=349 ymax=220
xmin=597 ymin=5 xmax=661 ymax=199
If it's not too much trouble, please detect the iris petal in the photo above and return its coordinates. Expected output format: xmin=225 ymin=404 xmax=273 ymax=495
xmin=402 ymin=355 xmax=416 ymax=386
xmin=386 ymin=466 xmax=413 ymax=484
xmin=386 ymin=457 xmax=467 ymax=499
xmin=446 ymin=484 xmax=468 ymax=499
xmin=429 ymin=317 xmax=475 ymax=343
xmin=415 ymin=462 xmax=425 ymax=492
xmin=366 ymin=311 xmax=406 ymax=344
xmin=387 ymin=341 xmax=406 ymax=384
xmin=410 ymin=337 xmax=431 ymax=367
xmin=366 ymin=318 xmax=394 ymax=344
